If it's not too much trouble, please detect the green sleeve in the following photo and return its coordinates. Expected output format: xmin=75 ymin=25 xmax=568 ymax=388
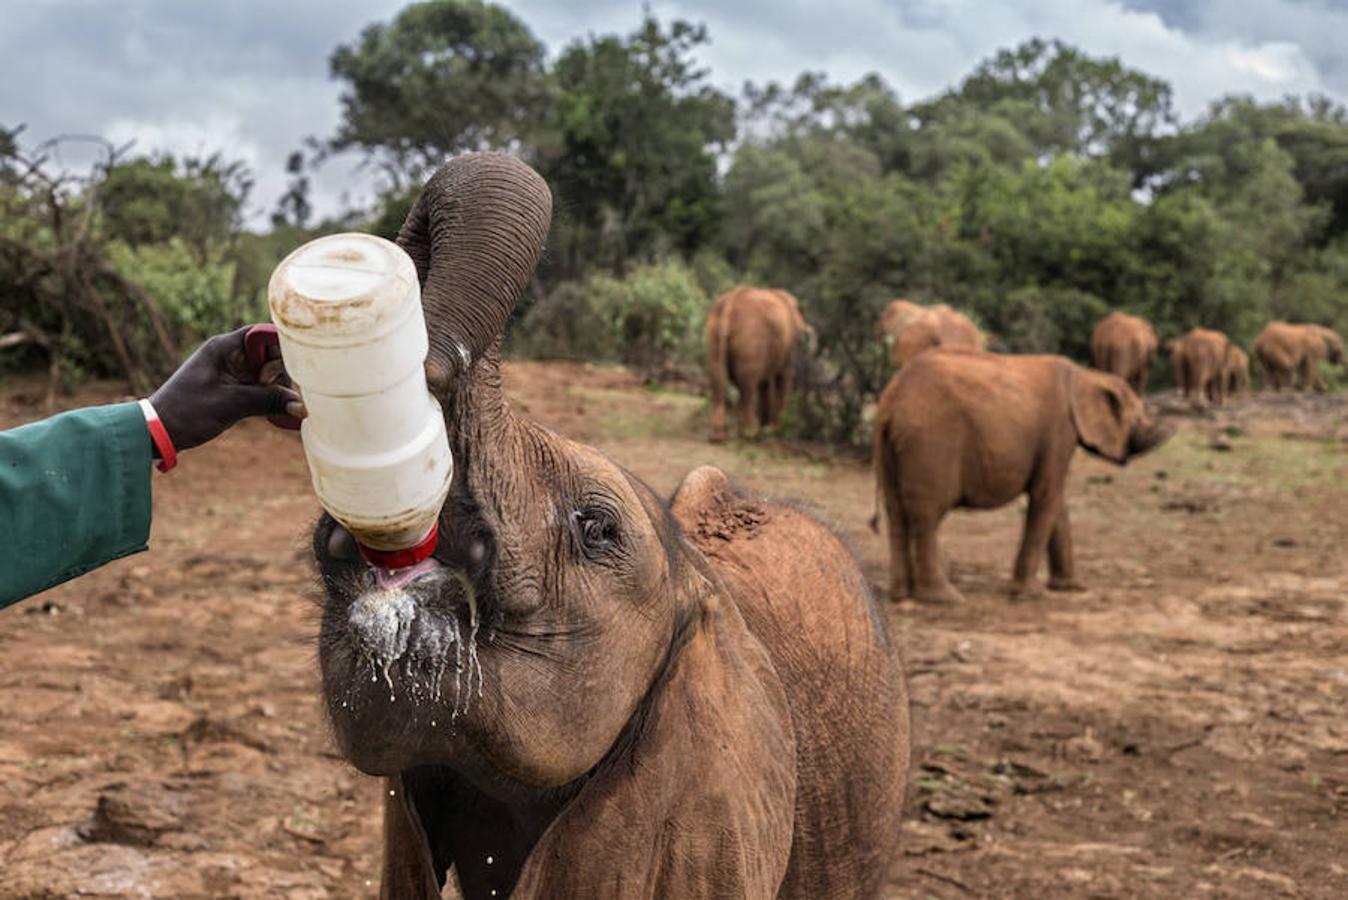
xmin=0 ymin=402 xmax=153 ymax=608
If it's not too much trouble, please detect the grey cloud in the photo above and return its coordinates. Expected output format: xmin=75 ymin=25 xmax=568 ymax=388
xmin=1119 ymin=0 xmax=1348 ymax=96
xmin=1 ymin=0 xmax=405 ymax=222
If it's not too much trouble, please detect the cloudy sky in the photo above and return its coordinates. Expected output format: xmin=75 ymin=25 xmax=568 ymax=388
xmin=4 ymin=0 xmax=1346 ymax=227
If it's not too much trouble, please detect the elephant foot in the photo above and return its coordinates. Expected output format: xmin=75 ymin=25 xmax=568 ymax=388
xmin=709 ymin=432 xmax=727 ymax=444
xmin=1008 ymin=581 xmax=1044 ymax=601
xmin=887 ymin=580 xmax=916 ymax=603
xmin=914 ymin=584 xmax=966 ymax=605
xmin=1047 ymin=577 xmax=1087 ymax=593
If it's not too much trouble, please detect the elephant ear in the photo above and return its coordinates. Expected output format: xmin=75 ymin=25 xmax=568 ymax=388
xmin=1069 ymin=369 xmax=1131 ymax=464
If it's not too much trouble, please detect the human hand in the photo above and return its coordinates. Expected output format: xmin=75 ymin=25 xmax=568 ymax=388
xmin=148 ymin=325 xmax=306 ymax=454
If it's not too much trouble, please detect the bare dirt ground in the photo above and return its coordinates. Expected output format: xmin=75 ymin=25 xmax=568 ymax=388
xmin=1 ymin=362 xmax=1345 ymax=899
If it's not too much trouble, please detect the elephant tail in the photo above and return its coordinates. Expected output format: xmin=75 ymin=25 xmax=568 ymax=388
xmin=870 ymin=418 xmax=892 ymax=534
xmin=705 ymin=290 xmax=736 ymax=389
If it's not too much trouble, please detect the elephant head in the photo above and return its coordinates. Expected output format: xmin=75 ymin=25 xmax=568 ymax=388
xmin=776 ymin=290 xmax=817 ymax=354
xmin=313 ymin=154 xmax=715 ymax=799
xmin=1069 ymin=367 xmax=1172 ymax=464
xmin=876 ymin=299 xmax=925 ymax=342
xmin=1313 ymin=325 xmax=1345 ymax=366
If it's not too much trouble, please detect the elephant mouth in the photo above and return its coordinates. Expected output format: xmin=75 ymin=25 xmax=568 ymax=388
xmin=318 ymin=548 xmax=489 ymax=767
xmin=348 ymin=562 xmax=482 ymax=707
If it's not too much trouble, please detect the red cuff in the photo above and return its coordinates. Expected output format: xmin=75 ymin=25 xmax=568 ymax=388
xmin=138 ymin=399 xmax=178 ymax=473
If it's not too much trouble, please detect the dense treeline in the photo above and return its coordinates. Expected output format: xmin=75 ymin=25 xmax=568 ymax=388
xmin=4 ymin=1 xmax=1347 ymax=440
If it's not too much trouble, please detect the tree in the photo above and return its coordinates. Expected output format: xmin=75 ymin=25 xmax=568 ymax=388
xmin=922 ymin=38 xmax=1175 ymax=182
xmin=0 ymin=133 xmax=184 ymax=397
xmin=326 ymin=0 xmax=552 ymax=180
xmin=539 ymin=15 xmax=736 ymax=276
xmin=99 ymin=153 xmax=252 ymax=264
xmin=272 ymin=151 xmax=313 ymax=229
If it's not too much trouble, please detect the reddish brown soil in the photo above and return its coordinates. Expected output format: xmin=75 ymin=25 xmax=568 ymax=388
xmin=1 ymin=364 xmax=1345 ymax=899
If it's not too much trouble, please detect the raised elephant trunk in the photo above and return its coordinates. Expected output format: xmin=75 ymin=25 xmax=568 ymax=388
xmin=395 ymin=153 xmax=552 ymax=397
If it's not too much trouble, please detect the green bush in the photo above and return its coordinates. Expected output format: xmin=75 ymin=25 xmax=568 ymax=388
xmin=990 ymin=285 xmax=1111 ymax=357
xmin=512 ymin=259 xmax=710 ymax=380
xmin=106 ymin=239 xmax=256 ymax=338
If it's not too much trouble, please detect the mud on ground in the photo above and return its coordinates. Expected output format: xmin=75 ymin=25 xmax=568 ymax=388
xmin=1 ymin=367 xmax=1345 ymax=899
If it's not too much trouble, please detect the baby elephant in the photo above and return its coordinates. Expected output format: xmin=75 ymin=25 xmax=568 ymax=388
xmin=872 ymin=350 xmax=1172 ymax=603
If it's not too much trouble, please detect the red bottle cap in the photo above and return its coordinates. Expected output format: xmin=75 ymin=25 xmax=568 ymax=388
xmin=357 ymin=521 xmax=440 ymax=570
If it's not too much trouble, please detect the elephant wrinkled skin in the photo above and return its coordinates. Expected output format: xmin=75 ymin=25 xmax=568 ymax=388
xmin=705 ymin=286 xmax=814 ymax=442
xmin=1167 ymin=327 xmax=1232 ymax=406
xmin=872 ymin=350 xmax=1171 ymax=604
xmin=1090 ymin=310 xmax=1158 ymax=395
xmin=312 ymin=155 xmax=909 ymax=900
xmin=1254 ymin=321 xmax=1345 ymax=391
xmin=876 ymin=299 xmax=983 ymax=371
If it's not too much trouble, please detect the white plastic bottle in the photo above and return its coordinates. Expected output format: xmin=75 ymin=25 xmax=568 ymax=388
xmin=268 ymin=233 xmax=451 ymax=567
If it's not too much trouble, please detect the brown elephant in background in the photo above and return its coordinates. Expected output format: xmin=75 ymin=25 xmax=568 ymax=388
xmin=1090 ymin=310 xmax=1158 ymax=395
xmin=1254 ymin=321 xmax=1346 ymax=391
xmin=1224 ymin=344 xmax=1250 ymax=396
xmin=876 ymin=299 xmax=983 ymax=371
xmin=871 ymin=350 xmax=1171 ymax=604
xmin=311 ymin=154 xmax=909 ymax=900
xmin=1166 ymin=327 xmax=1231 ymax=405
xmin=705 ymin=286 xmax=814 ymax=442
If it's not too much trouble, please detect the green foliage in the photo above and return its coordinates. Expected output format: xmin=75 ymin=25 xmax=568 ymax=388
xmin=99 ymin=154 xmax=251 ymax=262
xmin=995 ymin=285 xmax=1110 ymax=358
xmin=513 ymin=259 xmax=709 ymax=380
xmin=539 ymin=16 xmax=735 ymax=277
xmin=0 ymin=131 xmax=318 ymax=393
xmin=327 ymin=0 xmax=552 ymax=178
xmin=948 ymin=38 xmax=1175 ymax=163
xmin=8 ymin=17 xmax=1348 ymax=430
xmin=105 ymin=239 xmax=250 ymax=336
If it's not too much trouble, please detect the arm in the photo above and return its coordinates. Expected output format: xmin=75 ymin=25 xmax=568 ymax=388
xmin=0 ymin=325 xmax=303 ymax=609
xmin=0 ymin=402 xmax=154 ymax=607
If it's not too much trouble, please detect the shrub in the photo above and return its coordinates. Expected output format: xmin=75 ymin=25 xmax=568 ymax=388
xmin=513 ymin=259 xmax=710 ymax=381
xmin=106 ymin=239 xmax=256 ymax=338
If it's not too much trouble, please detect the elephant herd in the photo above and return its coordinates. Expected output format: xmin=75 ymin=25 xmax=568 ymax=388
xmin=704 ymin=290 xmax=1346 ymax=606
xmin=1088 ymin=310 xmax=1345 ymax=405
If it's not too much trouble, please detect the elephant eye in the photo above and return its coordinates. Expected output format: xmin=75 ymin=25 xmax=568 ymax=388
xmin=573 ymin=508 xmax=619 ymax=557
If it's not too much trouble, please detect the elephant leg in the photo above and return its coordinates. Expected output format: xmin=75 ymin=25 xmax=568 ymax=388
xmin=1310 ymin=361 xmax=1328 ymax=392
xmin=1047 ymin=506 xmax=1085 ymax=591
xmin=1011 ymin=490 xmax=1063 ymax=598
xmin=911 ymin=510 xmax=963 ymax=604
xmin=709 ymin=371 xmax=728 ymax=443
xmin=882 ymin=487 xmax=914 ymax=602
xmin=757 ymin=380 xmax=775 ymax=429
xmin=1298 ymin=358 xmax=1317 ymax=391
xmin=770 ymin=371 xmax=791 ymax=427
xmin=737 ymin=377 xmax=757 ymax=438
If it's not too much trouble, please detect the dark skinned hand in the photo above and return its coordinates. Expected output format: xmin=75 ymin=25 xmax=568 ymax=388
xmin=148 ymin=325 xmax=306 ymax=454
